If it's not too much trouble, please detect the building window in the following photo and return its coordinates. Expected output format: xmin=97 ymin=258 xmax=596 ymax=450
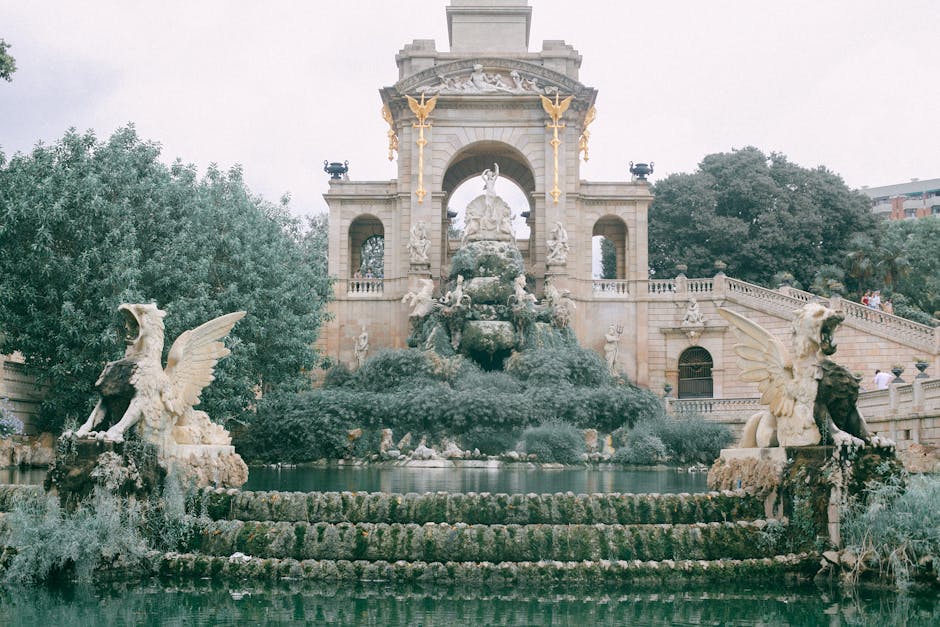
xmin=678 ymin=347 xmax=713 ymax=399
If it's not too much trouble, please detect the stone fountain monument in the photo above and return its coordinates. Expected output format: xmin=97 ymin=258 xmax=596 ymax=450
xmin=402 ymin=166 xmax=575 ymax=370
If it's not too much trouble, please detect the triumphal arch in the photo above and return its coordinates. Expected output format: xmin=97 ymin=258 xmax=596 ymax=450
xmin=322 ymin=0 xmax=654 ymax=384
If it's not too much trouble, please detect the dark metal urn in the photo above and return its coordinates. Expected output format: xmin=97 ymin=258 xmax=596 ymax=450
xmin=891 ymin=366 xmax=904 ymax=384
xmin=915 ymin=361 xmax=930 ymax=379
xmin=629 ymin=161 xmax=654 ymax=181
xmin=324 ymin=160 xmax=349 ymax=180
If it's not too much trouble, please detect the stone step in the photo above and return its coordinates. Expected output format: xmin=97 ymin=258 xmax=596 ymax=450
xmin=188 ymin=519 xmax=783 ymax=563
xmin=159 ymin=552 xmax=819 ymax=585
xmin=198 ymin=489 xmax=765 ymax=526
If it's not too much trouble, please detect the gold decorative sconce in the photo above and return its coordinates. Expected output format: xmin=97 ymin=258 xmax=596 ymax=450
xmin=406 ymin=93 xmax=437 ymax=203
xmin=540 ymin=91 xmax=573 ymax=203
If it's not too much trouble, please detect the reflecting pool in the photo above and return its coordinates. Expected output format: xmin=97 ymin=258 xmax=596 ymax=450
xmin=1 ymin=580 xmax=937 ymax=627
xmin=243 ymin=465 xmax=709 ymax=494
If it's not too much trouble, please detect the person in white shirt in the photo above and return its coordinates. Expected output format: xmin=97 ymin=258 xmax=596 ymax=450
xmin=873 ymin=369 xmax=892 ymax=390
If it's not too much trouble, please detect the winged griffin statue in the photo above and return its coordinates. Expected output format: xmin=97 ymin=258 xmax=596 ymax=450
xmin=719 ymin=303 xmax=892 ymax=450
xmin=74 ymin=303 xmax=245 ymax=457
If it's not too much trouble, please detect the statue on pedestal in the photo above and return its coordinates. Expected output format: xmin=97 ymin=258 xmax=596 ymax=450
xmin=546 ymin=221 xmax=569 ymax=265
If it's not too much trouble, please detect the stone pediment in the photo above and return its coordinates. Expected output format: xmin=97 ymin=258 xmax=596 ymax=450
xmin=394 ymin=58 xmax=590 ymax=98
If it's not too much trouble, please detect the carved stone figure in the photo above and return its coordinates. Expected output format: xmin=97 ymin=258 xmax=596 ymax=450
xmin=442 ymin=274 xmax=471 ymax=309
xmin=402 ymin=278 xmax=439 ymax=318
xmin=544 ymin=280 xmax=576 ymax=328
xmin=461 ymin=168 xmax=514 ymax=243
xmin=354 ymin=326 xmax=369 ymax=369
xmin=482 ymin=163 xmax=499 ymax=212
xmin=604 ymin=323 xmax=624 ymax=374
xmin=72 ymin=303 xmax=248 ymax=487
xmin=419 ymin=66 xmax=544 ymax=95
xmin=408 ymin=220 xmax=431 ymax=264
xmin=511 ymin=274 xmax=536 ymax=307
xmin=682 ymin=297 xmax=706 ymax=326
xmin=546 ymin=221 xmax=569 ymax=265
xmin=719 ymin=303 xmax=893 ymax=449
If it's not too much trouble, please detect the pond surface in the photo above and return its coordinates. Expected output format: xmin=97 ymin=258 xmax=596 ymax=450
xmin=243 ymin=465 xmax=709 ymax=494
xmin=1 ymin=580 xmax=937 ymax=626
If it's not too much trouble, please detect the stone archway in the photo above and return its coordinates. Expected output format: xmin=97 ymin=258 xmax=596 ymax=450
xmin=440 ymin=142 xmax=536 ymax=267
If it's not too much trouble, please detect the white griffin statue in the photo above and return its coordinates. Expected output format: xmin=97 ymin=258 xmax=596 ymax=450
xmin=75 ymin=303 xmax=246 ymax=459
xmin=719 ymin=302 xmax=891 ymax=450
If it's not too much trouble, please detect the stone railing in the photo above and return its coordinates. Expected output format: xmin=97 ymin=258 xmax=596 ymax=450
xmin=647 ymin=279 xmax=677 ymax=295
xmin=836 ymin=298 xmax=935 ymax=350
xmin=592 ymin=279 xmax=629 ymax=296
xmin=859 ymin=377 xmax=940 ymax=447
xmin=669 ymin=398 xmax=761 ymax=430
xmin=346 ymin=278 xmax=384 ymax=295
xmin=724 ymin=278 xmax=807 ymax=312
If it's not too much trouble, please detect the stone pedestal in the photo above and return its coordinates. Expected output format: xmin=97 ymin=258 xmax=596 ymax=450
xmin=708 ymin=445 xmax=902 ymax=547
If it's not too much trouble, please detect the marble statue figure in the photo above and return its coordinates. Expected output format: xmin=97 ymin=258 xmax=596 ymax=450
xmin=719 ymin=303 xmax=893 ymax=449
xmin=604 ymin=323 xmax=624 ymax=374
xmin=682 ymin=297 xmax=705 ymax=325
xmin=546 ymin=221 xmax=569 ymax=265
xmin=408 ymin=221 xmax=431 ymax=264
xmin=402 ymin=278 xmax=439 ymax=318
xmin=354 ymin=326 xmax=369 ymax=369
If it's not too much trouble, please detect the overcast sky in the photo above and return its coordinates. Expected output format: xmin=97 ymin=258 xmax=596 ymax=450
xmin=2 ymin=0 xmax=938 ymax=218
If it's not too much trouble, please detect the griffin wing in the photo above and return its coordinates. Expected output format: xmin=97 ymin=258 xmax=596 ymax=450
xmin=539 ymin=94 xmax=555 ymax=117
xmin=718 ymin=307 xmax=795 ymax=418
xmin=162 ymin=311 xmax=246 ymax=415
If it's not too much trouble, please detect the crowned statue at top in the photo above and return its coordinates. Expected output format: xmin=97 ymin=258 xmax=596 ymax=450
xmin=462 ymin=164 xmax=514 ymax=244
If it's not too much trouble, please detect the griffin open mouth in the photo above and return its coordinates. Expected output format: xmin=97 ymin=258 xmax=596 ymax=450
xmin=819 ymin=312 xmax=844 ymax=356
xmin=118 ymin=305 xmax=142 ymax=346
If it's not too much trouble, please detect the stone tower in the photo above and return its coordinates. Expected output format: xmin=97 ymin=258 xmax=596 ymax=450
xmin=322 ymin=0 xmax=653 ymax=384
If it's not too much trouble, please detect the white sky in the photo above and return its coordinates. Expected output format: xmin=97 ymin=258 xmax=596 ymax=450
xmin=2 ymin=1 xmax=938 ymax=219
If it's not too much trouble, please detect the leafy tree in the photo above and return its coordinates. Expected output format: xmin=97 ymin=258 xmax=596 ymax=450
xmin=648 ymin=147 xmax=875 ymax=287
xmin=0 ymin=126 xmax=332 ymax=430
xmin=845 ymin=218 xmax=939 ymax=322
xmin=0 ymin=38 xmax=15 ymax=82
xmin=600 ymin=237 xmax=617 ymax=279
xmin=360 ymin=235 xmax=384 ymax=276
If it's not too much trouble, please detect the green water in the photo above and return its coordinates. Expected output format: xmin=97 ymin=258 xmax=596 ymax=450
xmin=243 ymin=465 xmax=709 ymax=494
xmin=1 ymin=580 xmax=938 ymax=626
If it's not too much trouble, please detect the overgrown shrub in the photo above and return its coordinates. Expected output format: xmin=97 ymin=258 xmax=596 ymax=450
xmin=842 ymin=472 xmax=940 ymax=589
xmin=653 ymin=415 xmax=734 ymax=464
xmin=350 ymin=349 xmax=438 ymax=392
xmin=613 ymin=414 xmax=733 ymax=466
xmin=505 ymin=346 xmax=611 ymax=387
xmin=612 ymin=426 xmax=668 ymax=465
xmin=459 ymin=425 xmax=522 ymax=456
xmin=522 ymin=421 xmax=585 ymax=464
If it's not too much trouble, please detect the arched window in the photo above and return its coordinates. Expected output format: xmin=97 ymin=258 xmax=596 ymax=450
xmin=348 ymin=215 xmax=384 ymax=294
xmin=678 ymin=347 xmax=713 ymax=399
xmin=592 ymin=216 xmax=627 ymax=280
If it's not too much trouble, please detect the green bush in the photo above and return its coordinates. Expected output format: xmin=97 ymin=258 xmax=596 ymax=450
xmin=522 ymin=421 xmax=585 ymax=464
xmin=506 ymin=346 xmax=611 ymax=387
xmin=459 ymin=425 xmax=522 ymax=456
xmin=653 ymin=415 xmax=734 ymax=464
xmin=612 ymin=427 xmax=668 ymax=465
xmin=321 ymin=363 xmax=353 ymax=388
xmin=842 ymin=473 xmax=940 ymax=589
xmin=351 ymin=349 xmax=438 ymax=392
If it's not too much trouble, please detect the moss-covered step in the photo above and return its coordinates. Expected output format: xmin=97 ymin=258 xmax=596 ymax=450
xmin=198 ymin=489 xmax=765 ymax=526
xmin=159 ymin=552 xmax=819 ymax=585
xmin=186 ymin=519 xmax=785 ymax=563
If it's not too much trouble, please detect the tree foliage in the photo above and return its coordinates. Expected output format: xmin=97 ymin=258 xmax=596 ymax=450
xmin=648 ymin=147 xmax=875 ymax=287
xmin=0 ymin=38 xmax=15 ymax=82
xmin=844 ymin=217 xmax=940 ymax=321
xmin=600 ymin=237 xmax=617 ymax=279
xmin=0 ymin=126 xmax=332 ymax=430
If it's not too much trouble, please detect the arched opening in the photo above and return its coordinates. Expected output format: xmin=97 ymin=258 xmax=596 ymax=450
xmin=348 ymin=215 xmax=384 ymax=294
xmin=678 ymin=347 xmax=713 ymax=399
xmin=592 ymin=216 xmax=627 ymax=280
xmin=440 ymin=142 xmax=536 ymax=270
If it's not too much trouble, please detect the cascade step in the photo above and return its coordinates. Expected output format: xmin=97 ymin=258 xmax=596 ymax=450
xmin=159 ymin=552 xmax=819 ymax=585
xmin=198 ymin=489 xmax=765 ymax=526
xmin=188 ymin=519 xmax=784 ymax=563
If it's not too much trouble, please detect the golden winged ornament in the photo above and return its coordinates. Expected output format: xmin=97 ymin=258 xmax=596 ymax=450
xmin=719 ymin=303 xmax=891 ymax=450
xmin=539 ymin=93 xmax=573 ymax=122
xmin=406 ymin=93 xmax=438 ymax=121
xmin=74 ymin=303 xmax=246 ymax=448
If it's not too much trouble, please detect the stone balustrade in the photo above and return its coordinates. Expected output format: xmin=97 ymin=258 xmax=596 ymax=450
xmin=591 ymin=279 xmax=629 ymax=296
xmin=346 ymin=278 xmax=384 ymax=296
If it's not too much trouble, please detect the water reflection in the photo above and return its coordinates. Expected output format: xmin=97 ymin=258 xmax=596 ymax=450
xmin=0 ymin=467 xmax=45 ymax=486
xmin=244 ymin=466 xmax=709 ymax=494
xmin=0 ymin=580 xmax=937 ymax=627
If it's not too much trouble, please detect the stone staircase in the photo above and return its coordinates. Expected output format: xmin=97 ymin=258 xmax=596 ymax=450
xmin=0 ymin=485 xmax=820 ymax=584
xmin=154 ymin=488 xmax=818 ymax=584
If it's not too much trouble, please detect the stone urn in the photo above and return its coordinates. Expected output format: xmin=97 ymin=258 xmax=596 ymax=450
xmin=915 ymin=361 xmax=930 ymax=379
xmin=891 ymin=365 xmax=904 ymax=383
